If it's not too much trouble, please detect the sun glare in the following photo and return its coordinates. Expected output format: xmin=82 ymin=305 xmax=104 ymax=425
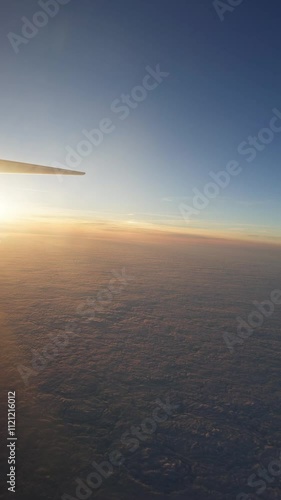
xmin=0 ymin=196 xmax=24 ymax=222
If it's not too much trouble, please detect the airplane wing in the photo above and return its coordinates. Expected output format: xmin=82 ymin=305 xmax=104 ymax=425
xmin=0 ymin=159 xmax=85 ymax=175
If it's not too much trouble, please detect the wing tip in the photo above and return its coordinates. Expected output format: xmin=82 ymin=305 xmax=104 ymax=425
xmin=55 ymin=168 xmax=86 ymax=176
xmin=0 ymin=159 xmax=86 ymax=176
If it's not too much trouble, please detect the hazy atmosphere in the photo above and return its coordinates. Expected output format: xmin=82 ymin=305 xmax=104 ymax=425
xmin=1 ymin=1 xmax=281 ymax=500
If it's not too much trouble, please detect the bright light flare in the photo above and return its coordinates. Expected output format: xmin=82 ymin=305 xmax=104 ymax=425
xmin=0 ymin=195 xmax=26 ymax=222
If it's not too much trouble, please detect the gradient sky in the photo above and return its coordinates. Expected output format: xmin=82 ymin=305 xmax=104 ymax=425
xmin=0 ymin=0 xmax=281 ymax=242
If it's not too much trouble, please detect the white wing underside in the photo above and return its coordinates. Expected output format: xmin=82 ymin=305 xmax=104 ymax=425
xmin=0 ymin=159 xmax=85 ymax=175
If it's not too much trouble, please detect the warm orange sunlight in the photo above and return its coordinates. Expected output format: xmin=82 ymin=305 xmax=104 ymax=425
xmin=2 ymin=3 xmax=281 ymax=500
xmin=0 ymin=194 xmax=26 ymax=222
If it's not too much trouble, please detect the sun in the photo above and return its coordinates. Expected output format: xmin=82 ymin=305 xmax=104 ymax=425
xmin=0 ymin=196 xmax=22 ymax=222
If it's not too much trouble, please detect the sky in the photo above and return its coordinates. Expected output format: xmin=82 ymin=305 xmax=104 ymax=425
xmin=0 ymin=0 xmax=281 ymax=243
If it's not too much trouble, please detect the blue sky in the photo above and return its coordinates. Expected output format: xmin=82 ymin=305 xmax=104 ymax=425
xmin=0 ymin=0 xmax=281 ymax=241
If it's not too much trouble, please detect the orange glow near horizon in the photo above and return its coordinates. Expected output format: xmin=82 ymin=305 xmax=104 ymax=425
xmin=0 ymin=214 xmax=280 ymax=249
